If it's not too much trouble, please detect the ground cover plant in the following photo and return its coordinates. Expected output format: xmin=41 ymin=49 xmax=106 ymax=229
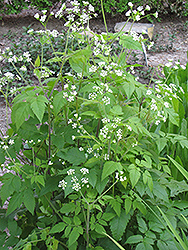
xmin=0 ymin=1 xmax=188 ymax=249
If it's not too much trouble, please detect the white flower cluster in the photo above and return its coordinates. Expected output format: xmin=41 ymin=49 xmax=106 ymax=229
xmin=115 ymin=171 xmax=127 ymax=182
xmin=145 ymin=78 xmax=185 ymax=125
xmin=100 ymin=117 xmax=123 ymax=141
xmin=61 ymin=83 xmax=78 ymax=103
xmin=88 ymin=81 xmax=113 ymax=105
xmin=0 ymin=137 xmax=14 ymax=151
xmin=58 ymin=167 xmax=90 ymax=192
xmin=125 ymin=3 xmax=158 ymax=22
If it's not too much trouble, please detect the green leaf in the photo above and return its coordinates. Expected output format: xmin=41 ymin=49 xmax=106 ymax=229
xmin=168 ymin=156 xmax=188 ymax=181
xmin=109 ymin=199 xmax=121 ymax=217
xmin=110 ymin=105 xmax=123 ymax=115
xmin=23 ymin=242 xmax=32 ymax=250
xmin=126 ymin=235 xmax=143 ymax=244
xmin=53 ymin=92 xmax=66 ymax=115
xmin=156 ymin=138 xmax=167 ymax=153
xmin=153 ymin=182 xmax=168 ymax=202
xmin=49 ymin=222 xmax=66 ymax=234
xmin=102 ymin=161 xmax=122 ymax=180
xmin=35 ymin=55 xmax=40 ymax=67
xmin=0 ymin=174 xmax=15 ymax=204
xmin=11 ymin=102 xmax=33 ymax=130
xmin=65 ymin=148 xmax=86 ymax=165
xmin=135 ymin=242 xmax=153 ymax=250
xmin=68 ymin=227 xmax=80 ymax=246
xmin=120 ymin=35 xmax=142 ymax=51
xmin=137 ymin=217 xmax=148 ymax=233
xmin=30 ymin=95 xmax=48 ymax=122
xmin=95 ymin=224 xmax=106 ymax=234
xmin=23 ymin=188 xmax=35 ymax=215
xmin=110 ymin=210 xmax=131 ymax=240
xmin=125 ymin=197 xmax=132 ymax=214
xmin=60 ymin=203 xmax=76 ymax=214
xmin=123 ymin=81 xmax=135 ymax=99
xmin=39 ymin=176 xmax=62 ymax=196
xmin=6 ymin=192 xmax=23 ymax=215
xmin=35 ymin=175 xmax=45 ymax=187
xmin=129 ymin=164 xmax=141 ymax=188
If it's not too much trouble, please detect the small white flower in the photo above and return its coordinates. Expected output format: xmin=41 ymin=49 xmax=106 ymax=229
xmin=128 ymin=2 xmax=133 ymax=7
xmin=2 ymin=145 xmax=8 ymax=150
xmin=72 ymin=135 xmax=76 ymax=140
xmin=135 ymin=15 xmax=140 ymax=21
xmin=88 ymin=4 xmax=95 ymax=12
xmin=137 ymin=6 xmax=143 ymax=11
xmin=164 ymin=102 xmax=170 ymax=108
xmin=8 ymin=139 xmax=14 ymax=145
xmin=146 ymin=90 xmax=152 ymax=95
xmin=126 ymin=125 xmax=132 ymax=131
xmin=126 ymin=10 xmax=131 ymax=16
xmin=34 ymin=13 xmax=40 ymax=19
xmin=87 ymin=148 xmax=93 ymax=154
xmin=81 ymin=177 xmax=89 ymax=184
xmin=79 ymin=147 xmax=84 ymax=151
xmin=115 ymin=172 xmax=119 ymax=180
xmin=67 ymin=169 xmax=75 ymax=175
xmin=165 ymin=62 xmax=172 ymax=67
xmin=181 ymin=65 xmax=186 ymax=70
xmin=58 ymin=180 xmax=67 ymax=190
xmin=48 ymin=161 xmax=53 ymax=165
xmin=154 ymin=11 xmax=158 ymax=18
xmin=145 ymin=5 xmax=150 ymax=11
xmin=80 ymin=168 xmax=89 ymax=174
xmin=20 ymin=65 xmax=27 ymax=72
xmin=72 ymin=183 xmax=81 ymax=191
xmin=120 ymin=176 xmax=127 ymax=182
xmin=40 ymin=15 xmax=47 ymax=22
xmin=155 ymin=120 xmax=160 ymax=125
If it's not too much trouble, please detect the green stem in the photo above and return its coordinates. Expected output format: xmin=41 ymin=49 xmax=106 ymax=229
xmin=86 ymin=204 xmax=90 ymax=249
xmin=100 ymin=0 xmax=108 ymax=34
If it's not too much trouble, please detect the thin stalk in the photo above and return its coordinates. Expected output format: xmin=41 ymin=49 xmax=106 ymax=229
xmin=86 ymin=204 xmax=90 ymax=248
xmin=100 ymin=0 xmax=108 ymax=34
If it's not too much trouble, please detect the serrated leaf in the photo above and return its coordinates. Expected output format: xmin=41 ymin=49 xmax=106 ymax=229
xmin=102 ymin=161 xmax=122 ymax=180
xmin=64 ymin=148 xmax=86 ymax=165
xmin=153 ymin=182 xmax=168 ymax=202
xmin=23 ymin=188 xmax=35 ymax=215
xmin=120 ymin=35 xmax=142 ymax=51
xmin=60 ymin=203 xmax=76 ymax=214
xmin=110 ymin=210 xmax=131 ymax=240
xmin=129 ymin=164 xmax=141 ymax=188
xmin=123 ymin=81 xmax=135 ymax=99
xmin=137 ymin=217 xmax=148 ymax=233
xmin=126 ymin=235 xmax=143 ymax=244
xmin=125 ymin=198 xmax=132 ymax=214
xmin=53 ymin=92 xmax=66 ymax=115
xmin=31 ymin=95 xmax=48 ymax=122
xmin=11 ymin=102 xmax=32 ymax=130
xmin=68 ymin=227 xmax=80 ymax=246
xmin=156 ymin=138 xmax=167 ymax=153
xmin=49 ymin=222 xmax=66 ymax=234
xmin=110 ymin=105 xmax=123 ymax=115
xmin=6 ymin=192 xmax=23 ymax=215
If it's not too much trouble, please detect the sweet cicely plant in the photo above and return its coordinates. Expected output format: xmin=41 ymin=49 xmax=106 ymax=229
xmin=0 ymin=1 xmax=188 ymax=250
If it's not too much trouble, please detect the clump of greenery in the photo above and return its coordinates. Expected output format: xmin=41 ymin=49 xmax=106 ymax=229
xmin=0 ymin=0 xmax=187 ymax=17
xmin=0 ymin=1 xmax=188 ymax=250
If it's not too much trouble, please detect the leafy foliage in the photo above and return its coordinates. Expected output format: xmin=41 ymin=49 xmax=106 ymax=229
xmin=0 ymin=2 xmax=188 ymax=250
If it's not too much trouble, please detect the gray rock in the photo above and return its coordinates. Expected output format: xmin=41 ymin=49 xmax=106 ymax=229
xmin=114 ymin=22 xmax=155 ymax=40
